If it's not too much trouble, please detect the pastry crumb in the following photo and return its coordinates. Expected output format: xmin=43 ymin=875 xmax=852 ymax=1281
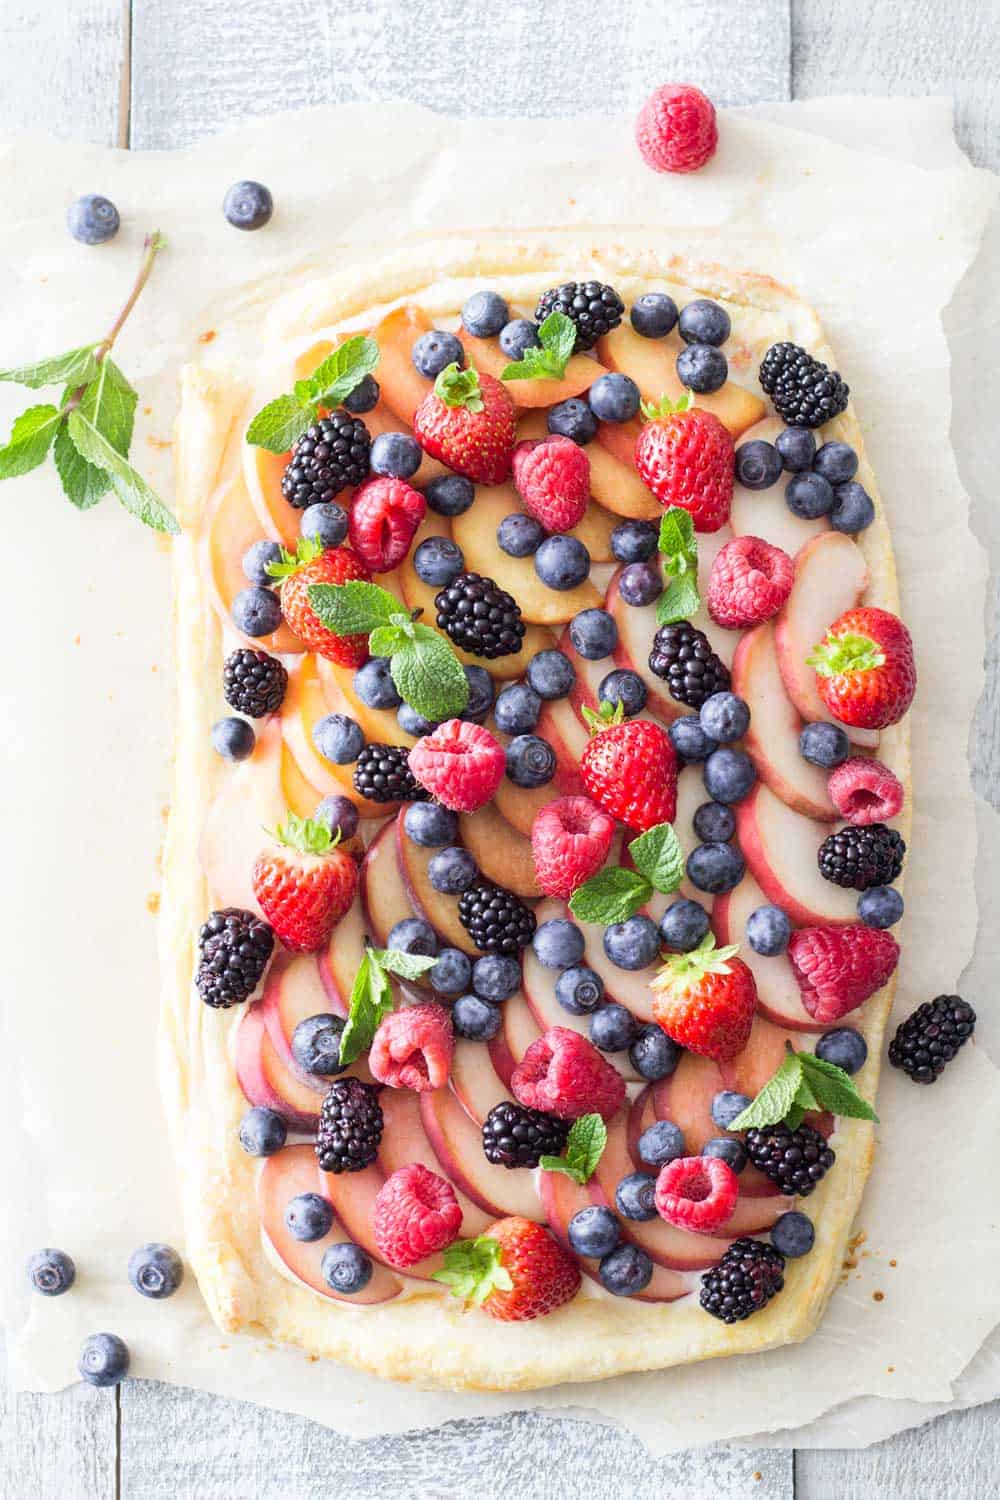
xmin=872 ymin=1290 xmax=884 ymax=1302
xmin=146 ymin=892 xmax=161 ymax=915
xmin=147 ymin=435 xmax=172 ymax=450
xmin=198 ymin=329 xmax=217 ymax=344
xmin=889 ymin=1258 xmax=897 ymax=1267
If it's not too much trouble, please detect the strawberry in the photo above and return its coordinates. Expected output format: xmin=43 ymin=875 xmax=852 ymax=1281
xmin=434 ymin=1216 xmax=580 ymax=1322
xmin=413 ymin=363 xmax=516 ymax=486
xmin=531 ymin=795 xmax=616 ymax=899
xmin=579 ymin=702 xmax=677 ymax=832
xmin=634 ymin=393 xmax=734 ymax=533
xmin=807 ymin=606 xmax=916 ymax=730
xmin=708 ymin=534 xmax=794 ymax=629
xmin=271 ymin=539 xmax=371 ymax=666
xmin=511 ymin=436 xmax=589 ymax=532
xmin=251 ymin=813 xmax=358 ymax=953
xmin=788 ymin=925 xmax=899 ymax=1024
xmin=650 ymin=933 xmax=757 ymax=1062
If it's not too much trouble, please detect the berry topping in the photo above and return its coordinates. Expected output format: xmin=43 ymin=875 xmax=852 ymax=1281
xmin=708 ymin=535 xmax=794 ymax=629
xmin=615 ymin=1171 xmax=657 ymax=1220
xmin=634 ymin=395 xmax=735 ymax=533
xmin=274 ymin=540 xmax=372 ymax=666
xmin=817 ymin=822 xmax=905 ymax=891
xmin=744 ymin=1121 xmax=835 ymax=1197
xmin=321 ymin=1242 xmax=372 ymax=1294
xmin=511 ymin=435 xmax=590 ymax=533
xmin=534 ymin=534 xmax=592 ymax=591
xmin=211 ymin=717 xmax=255 ymax=761
xmin=424 ymin=473 xmax=475 ymax=516
xmin=301 ymin=501 xmax=349 ymax=550
xmin=238 ymin=1106 xmax=287 ymax=1156
xmin=599 ymin=1243 xmax=654 ymax=1297
xmin=580 ymin=709 xmax=678 ymax=832
xmin=759 ymin=342 xmax=850 ymax=429
xmin=648 ymin=621 xmax=731 ymax=709
xmin=677 ymin=342 xmax=728 ymax=394
xmin=635 ymin=83 xmax=718 ymax=174
xmin=284 ymin=1194 xmax=333 ymax=1243
xmin=435 ymin=571 xmax=526 ymax=659
xmin=369 ymin=1003 xmax=453 ymax=1092
xmin=858 ymin=885 xmax=905 ymax=929
xmin=827 ymin=755 xmax=905 ymax=826
xmin=348 ymin=476 xmax=426 ymax=573
xmin=281 ymin=413 xmax=370 ymax=508
xmin=462 ymin=289 xmax=509 ymax=338
xmin=654 ymin=1155 xmax=739 ymax=1234
xmin=636 ymin=1119 xmax=686 ymax=1169
xmin=814 ymin=1027 xmax=868 ymax=1075
xmin=770 ymin=1211 xmax=816 ymax=1258
xmin=68 ymin=193 xmax=120 ymax=245
xmin=788 ymin=924 xmax=900 ymax=1024
xmin=650 ymin=933 xmax=757 ymax=1063
xmin=547 ymin=396 xmax=598 ymax=445
xmin=373 ymin=1164 xmax=462 ymax=1269
xmin=354 ymin=743 xmax=429 ymax=804
xmin=458 ymin=880 xmax=537 ymax=955
xmin=735 ymin=439 xmax=783 ymax=490
xmin=412 ymin=329 xmax=465 ymax=379
xmin=798 ymin=721 xmax=850 ymax=770
xmin=631 ymin=292 xmax=679 ymax=339
xmin=588 ymin=372 xmax=641 ymax=423
xmin=534 ymin=281 xmax=624 ymax=352
xmin=78 ymin=1333 xmax=130 ymax=1388
xmin=196 ymin=907 xmax=274 ymax=1009
xmin=568 ymin=1205 xmax=620 ymax=1258
xmin=531 ymin=795 xmax=616 ymax=900
xmin=291 ymin=1013 xmax=347 ymax=1076
xmin=316 ymin=1077 xmax=383 ymax=1174
xmin=222 ymin=180 xmax=273 ymax=231
xmin=888 ymin=994 xmax=976 ymax=1084
xmin=511 ymin=1025 xmax=626 ymax=1122
xmin=452 ymin=994 xmax=503 ymax=1041
xmin=659 ymin=897 xmax=712 ymax=952
xmin=252 ymin=814 xmax=358 ymax=954
xmin=699 ymin=1237 xmax=785 ymax=1323
xmin=408 ymin=718 xmax=506 ymax=813
xmin=27 ymin=1248 xmax=76 ymax=1297
xmin=436 ymin=1217 xmax=580 ymax=1322
xmin=505 ymin=730 xmax=557 ymax=789
xmin=413 ymin=364 xmax=516 ymax=486
xmin=482 ymin=1100 xmax=570 ymax=1169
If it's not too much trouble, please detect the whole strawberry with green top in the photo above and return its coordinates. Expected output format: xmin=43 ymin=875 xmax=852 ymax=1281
xmin=807 ymin=606 xmax=916 ymax=730
xmin=651 ymin=933 xmax=757 ymax=1062
xmin=268 ymin=538 xmax=371 ymax=666
xmin=634 ymin=391 xmax=734 ymax=533
xmin=579 ymin=700 xmax=678 ymax=832
xmin=252 ymin=813 xmax=358 ymax=953
xmin=413 ymin=362 xmax=516 ymax=485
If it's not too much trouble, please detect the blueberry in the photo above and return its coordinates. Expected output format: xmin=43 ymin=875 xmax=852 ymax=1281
xmin=711 ymin=1090 xmax=752 ymax=1130
xmin=597 ymin=668 xmax=647 ymax=717
xmin=533 ymin=918 xmax=585 ymax=970
xmin=128 ymin=1243 xmax=184 ymax=1300
xmin=403 ymin=801 xmax=458 ymax=848
xmin=387 ymin=917 xmax=438 ymax=957
xmin=812 ymin=441 xmax=858 ymax=485
xmin=702 ymin=1136 xmax=748 ymax=1174
xmin=232 ymin=585 xmax=282 ymax=637
xmin=629 ymin=1024 xmax=681 ymax=1081
xmin=312 ymin=712 xmax=364 ymax=764
xmin=677 ymin=343 xmax=728 ymax=394
xmin=315 ymin=794 xmax=359 ymax=843
xmin=815 ymin=1026 xmax=868 ymax=1075
xmin=424 ymin=473 xmax=475 ymax=516
xmin=615 ymin=1171 xmax=658 ymax=1221
xmin=771 ymin=1210 xmax=815 ymax=1258
xmin=746 ymin=904 xmax=792 ymax=956
xmin=342 ymin=374 xmax=380 ymax=414
xmin=462 ymin=289 xmax=509 ymax=338
xmin=590 ymin=1002 xmax=638 ymax=1053
xmin=242 ymin=538 xmax=283 ymax=585
xmin=617 ymin=561 xmax=662 ymax=607
xmin=799 ymin=720 xmax=850 ymax=769
xmin=497 ymin=513 xmax=544 ymax=557
xmin=67 ymin=193 xmax=120 ymax=245
xmin=27 ymin=1249 xmax=76 ymax=1297
xmin=285 ymin=1193 xmax=334 ymax=1242
xmin=786 ymin=471 xmax=835 ymax=520
xmin=301 ymin=502 xmax=348 ymax=550
xmin=452 ymin=994 xmax=502 ymax=1041
xmin=547 ymin=396 xmax=598 ymax=445
xmin=370 ymin=430 xmax=422 ymax=479
xmin=610 ymin=519 xmax=658 ymax=564
xmin=637 ymin=1120 xmax=685 ymax=1169
xmin=858 ymin=885 xmax=904 ymax=929
xmin=397 ymin=702 xmax=440 ymax=737
xmin=499 ymin=318 xmax=541 ymax=360
xmin=534 ymin=535 xmax=591 ymax=591
xmin=428 ymin=947 xmax=473 ymax=996
xmin=678 ymin=299 xmax=731 ymax=347
xmin=669 ymin=715 xmax=718 ymax=763
xmin=588 ymin=372 xmax=641 ymax=424
xmin=831 ymin=481 xmax=876 ymax=534
xmin=775 ymin=427 xmax=817 ymax=472
xmin=78 ymin=1333 xmax=130 ymax=1387
xmin=735 ymin=439 xmax=783 ymax=490
xmin=291 ymin=1013 xmax=347 ymax=1076
xmin=555 ymin=966 xmax=604 ymax=1015
xmin=526 ymin=649 xmax=576 ymax=700
xmin=428 ymin=847 xmax=478 ymax=895
xmin=692 ymin=801 xmax=736 ymax=843
xmin=703 ymin=747 xmax=757 ymax=804
xmin=569 ymin=608 xmax=618 ymax=660
xmin=211 ymin=717 xmax=255 ymax=762
xmin=630 ymin=292 xmax=678 ymax=339
xmin=568 ymin=1205 xmax=620 ymax=1258
xmin=413 ymin=536 xmax=464 ymax=589
xmin=599 ymin=1243 xmax=653 ymax=1297
xmin=603 ymin=915 xmax=660 ymax=971
xmin=472 ymin=954 xmax=521 ymax=1003
xmin=223 ymin=180 xmax=273 ymax=231
xmin=686 ymin=841 xmax=746 ymax=894
xmin=700 ymin=692 xmax=750 ymax=744
xmin=658 ymin=898 xmax=711 ymax=952
xmin=353 ymin=657 xmax=401 ymax=710
xmin=321 ymin=1241 xmax=373 ymax=1295
xmin=506 ymin=734 xmax=556 ymax=788
xmin=412 ymin=330 xmax=464 ymax=379
xmin=462 ymin=665 xmax=494 ymax=723
xmin=238 ymin=1106 xmax=287 ymax=1157
xmin=494 ymin=682 xmax=541 ymax=735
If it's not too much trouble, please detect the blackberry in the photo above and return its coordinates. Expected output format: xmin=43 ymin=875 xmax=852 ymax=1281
xmin=699 ymin=1238 xmax=785 ymax=1323
xmin=281 ymin=413 xmax=371 ymax=509
xmin=759 ymin=342 xmax=849 ymax=429
xmin=435 ymin=572 xmax=526 ymax=660
xmin=744 ymin=1122 xmax=835 ymax=1198
xmin=817 ymin=823 xmax=905 ymax=891
xmin=316 ymin=1077 xmax=383 ymax=1173
xmin=458 ymin=880 xmax=537 ymax=955
xmin=481 ymin=1101 xmax=569 ymax=1169
xmin=196 ymin=908 xmax=274 ymax=1008
xmin=534 ymin=281 xmax=625 ymax=353
xmin=888 ymin=994 xmax=976 ymax=1084
xmin=353 ymin=744 xmax=429 ymax=803
xmin=648 ymin=622 xmax=730 ymax=709
xmin=222 ymin=648 xmax=288 ymax=718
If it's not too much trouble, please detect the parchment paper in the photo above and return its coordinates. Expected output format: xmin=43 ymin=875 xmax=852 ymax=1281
xmin=1 ymin=96 xmax=997 ymax=1454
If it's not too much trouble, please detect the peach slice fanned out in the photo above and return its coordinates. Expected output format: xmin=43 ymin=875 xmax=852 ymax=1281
xmin=539 ymin=1168 xmax=687 ymax=1303
xmin=591 ymin=419 xmax=663 ymax=520
xmin=734 ymin=782 xmax=859 ymax=928
xmin=458 ymin=802 xmax=542 ymax=901
xmin=378 ymin=1088 xmax=492 ymax=1245
xmin=712 ymin=870 xmax=825 ymax=1032
xmin=315 ymin=655 xmax=416 ymax=754
xmin=282 ymin=656 xmax=395 ymax=818
xmin=450 ymin=1035 xmax=513 ymax=1122
xmin=595 ymin=323 xmax=766 ymax=439
xmin=373 ymin=305 xmax=436 ymax=425
xmin=394 ymin=813 xmax=479 ymax=956
xmin=202 ymin=474 xmax=303 ymax=653
xmin=234 ymin=1003 xmax=320 ymax=1132
xmin=461 ymin=331 xmax=608 ymax=408
xmin=200 ymin=720 xmax=287 ymax=911
xmin=487 ymin=992 xmax=543 ymax=1087
xmin=359 ymin=819 xmax=413 ymax=946
xmin=419 ymin=1084 xmax=545 ymax=1221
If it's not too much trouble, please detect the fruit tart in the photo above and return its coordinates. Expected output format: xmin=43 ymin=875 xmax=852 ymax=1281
xmin=161 ymin=236 xmax=915 ymax=1390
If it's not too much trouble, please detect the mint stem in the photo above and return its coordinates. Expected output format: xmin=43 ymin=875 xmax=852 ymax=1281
xmin=59 ymin=231 xmax=165 ymax=419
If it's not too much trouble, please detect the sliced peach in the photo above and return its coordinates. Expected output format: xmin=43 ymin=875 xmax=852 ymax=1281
xmin=712 ymin=871 xmax=825 ymax=1033
xmin=491 ymin=701 xmax=585 ymax=836
xmin=596 ymin=324 xmax=766 ymax=438
xmin=378 ymin=1088 xmax=491 ymax=1240
xmin=420 ymin=1085 xmax=544 ymax=1221
xmin=242 ymin=441 xmax=300 ymax=552
xmin=315 ymin=655 xmax=415 ymax=752
xmin=280 ymin=743 xmax=322 ymax=819
xmin=450 ymin=1036 xmax=512 ymax=1123
xmin=373 ymin=305 xmax=435 ymax=425
xmin=461 ymin=331 xmax=607 ymax=408
xmin=589 ymin=423 xmax=663 ymax=521
xmin=459 ymin=803 xmax=542 ymax=901
xmin=487 ymin=992 xmax=542 ymax=1087
xmin=200 ymin=721 xmax=286 ymax=911
xmin=234 ymin=1003 xmax=320 ymax=1131
xmin=540 ymin=1168 xmax=686 ymax=1303
xmin=359 ymin=819 xmax=413 ymax=945
xmin=734 ymin=782 xmax=858 ymax=927
xmin=202 ymin=474 xmax=303 ymax=653
xmin=394 ymin=814 xmax=478 ymax=955
xmin=282 ymin=656 xmax=392 ymax=816
xmin=320 ymin=896 xmax=369 ymax=1012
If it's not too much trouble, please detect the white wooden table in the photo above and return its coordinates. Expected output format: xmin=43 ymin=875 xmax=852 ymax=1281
xmin=2 ymin=1 xmax=997 ymax=1494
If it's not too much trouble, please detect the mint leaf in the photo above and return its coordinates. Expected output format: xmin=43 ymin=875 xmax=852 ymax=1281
xmin=568 ymin=866 xmax=651 ymax=924
xmin=79 ymin=357 xmax=137 ymax=456
xmin=0 ymin=404 xmax=61 ymax=479
xmin=246 ymin=393 xmax=317 ymax=453
xmin=368 ymin=624 xmax=410 ymax=659
xmin=390 ymin=625 xmax=470 ymax=722
xmin=307 ymin=335 xmax=379 ymax=408
xmin=373 ymin=948 xmax=438 ymax=982
xmin=0 ymin=344 xmax=100 ymax=390
xmin=307 ymin=580 xmax=401 ymax=635
xmin=656 ymin=573 xmax=702 ymax=627
xmin=658 ymin=506 xmax=695 ymax=558
xmin=501 ymin=311 xmax=576 ymax=383
xmin=799 ymin=1053 xmax=879 ymax=1122
xmin=432 ymin=1236 xmax=513 ymax=1306
xmin=65 ymin=409 xmax=179 ymax=534
xmin=540 ymin=1112 xmax=607 ymax=1184
xmin=729 ymin=1050 xmax=803 ymax=1131
xmin=338 ymin=951 xmax=394 ymax=1066
xmin=53 ymin=421 xmax=109 ymax=509
xmin=628 ymin=822 xmax=684 ymax=895
xmin=655 ymin=506 xmax=700 ymax=624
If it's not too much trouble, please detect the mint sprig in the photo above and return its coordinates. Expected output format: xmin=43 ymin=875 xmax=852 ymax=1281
xmin=432 ymin=1235 xmax=513 ymax=1306
xmin=338 ymin=945 xmax=437 ymax=1066
xmin=246 ymin=334 xmax=379 ymax=453
xmin=656 ymin=505 xmax=700 ymax=626
xmin=569 ymin=821 xmax=684 ymax=924
xmin=539 ymin=1113 xmax=608 ymax=1184
xmin=729 ymin=1043 xmax=879 ymax=1133
xmin=501 ymin=311 xmax=577 ymax=384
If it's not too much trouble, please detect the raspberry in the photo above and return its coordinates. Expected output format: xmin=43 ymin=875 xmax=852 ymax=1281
xmin=368 ymin=1003 xmax=453 ymax=1092
xmin=511 ymin=1025 xmax=626 ymax=1121
xmin=654 ymin=1155 xmax=739 ymax=1233
xmin=708 ymin=535 xmax=794 ymax=629
xmin=373 ymin=1164 xmax=462 ymax=1269
xmin=511 ymin=437 xmax=589 ymax=533
xmin=635 ymin=84 xmax=718 ymax=175
xmin=530 ymin=796 xmax=616 ymax=900
xmin=348 ymin=476 xmax=426 ymax=573
xmin=408 ymin=719 xmax=506 ymax=812
xmin=827 ymin=756 xmax=904 ymax=826
xmin=788 ymin=924 xmax=899 ymax=1024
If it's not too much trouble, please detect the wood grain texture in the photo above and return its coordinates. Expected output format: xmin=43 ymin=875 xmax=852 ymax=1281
xmin=796 ymin=1400 xmax=1000 ymax=1499
xmin=0 ymin=0 xmax=127 ymax=146
xmin=0 ymin=1340 xmax=117 ymax=1500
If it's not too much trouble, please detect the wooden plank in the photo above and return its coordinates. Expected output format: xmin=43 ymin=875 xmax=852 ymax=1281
xmin=0 ymin=1340 xmax=117 ymax=1500
xmin=0 ymin=0 xmax=127 ymax=146
xmin=796 ymin=1399 xmax=1000 ymax=1499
